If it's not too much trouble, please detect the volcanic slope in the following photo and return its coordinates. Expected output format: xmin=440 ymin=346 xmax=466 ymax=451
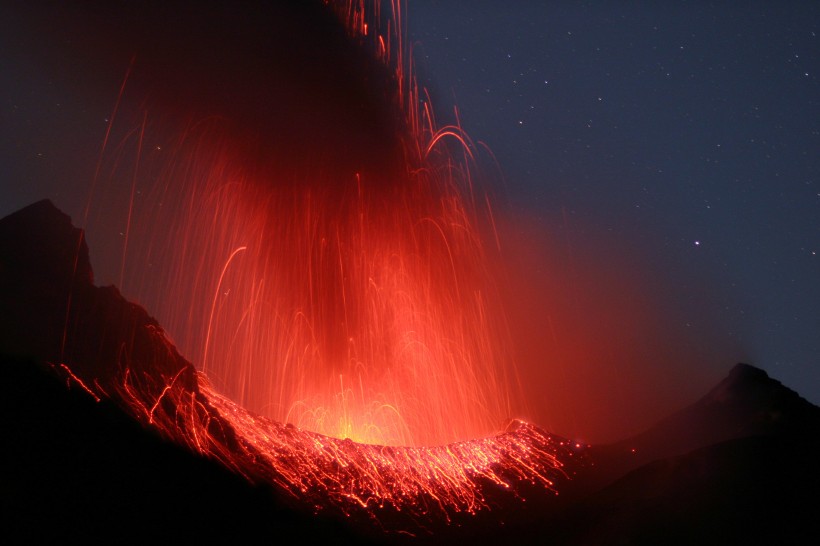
xmin=0 ymin=199 xmax=372 ymax=543
xmin=532 ymin=364 xmax=820 ymax=545
xmin=0 ymin=200 xmax=582 ymax=544
xmin=2 ymin=200 xmax=819 ymax=545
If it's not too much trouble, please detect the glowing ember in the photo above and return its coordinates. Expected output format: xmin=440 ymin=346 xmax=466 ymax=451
xmin=112 ymin=151 xmax=518 ymax=447
xmin=52 ymin=350 xmax=575 ymax=534
xmin=201 ymin=382 xmax=572 ymax=523
xmin=91 ymin=0 xmax=523 ymax=448
xmin=51 ymin=0 xmax=580 ymax=535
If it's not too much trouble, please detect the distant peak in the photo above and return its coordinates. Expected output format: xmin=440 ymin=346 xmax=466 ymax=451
xmin=4 ymin=198 xmax=65 ymax=223
xmin=703 ymin=362 xmax=810 ymax=414
xmin=24 ymin=197 xmax=58 ymax=209
xmin=0 ymin=199 xmax=93 ymax=285
xmin=711 ymin=362 xmax=775 ymax=397
xmin=727 ymin=362 xmax=770 ymax=382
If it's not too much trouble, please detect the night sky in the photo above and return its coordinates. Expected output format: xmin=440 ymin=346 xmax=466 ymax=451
xmin=1 ymin=1 xmax=818 ymax=443
xmin=405 ymin=1 xmax=820 ymax=440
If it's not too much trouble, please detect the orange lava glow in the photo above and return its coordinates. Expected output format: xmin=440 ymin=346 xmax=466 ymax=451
xmin=98 ymin=0 xmax=523 ymax=448
xmin=41 ymin=1 xmax=589 ymax=533
xmin=53 ymin=354 xmax=576 ymax=534
xmin=200 ymin=381 xmax=572 ymax=524
xmin=117 ymin=144 xmax=520 ymax=447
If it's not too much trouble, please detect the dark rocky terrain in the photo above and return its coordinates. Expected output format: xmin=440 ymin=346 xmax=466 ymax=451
xmin=2 ymin=200 xmax=819 ymax=545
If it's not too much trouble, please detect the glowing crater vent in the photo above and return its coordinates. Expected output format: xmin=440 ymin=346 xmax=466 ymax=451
xmin=102 ymin=0 xmax=524 ymax=448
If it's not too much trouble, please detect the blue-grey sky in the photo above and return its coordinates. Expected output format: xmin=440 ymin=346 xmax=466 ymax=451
xmin=1 ymin=1 xmax=817 ymax=442
xmin=403 ymin=1 xmax=819 ymax=439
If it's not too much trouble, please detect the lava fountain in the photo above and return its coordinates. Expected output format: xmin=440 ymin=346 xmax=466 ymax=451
xmin=0 ymin=0 xmax=591 ymax=535
xmin=92 ymin=0 xmax=523 ymax=448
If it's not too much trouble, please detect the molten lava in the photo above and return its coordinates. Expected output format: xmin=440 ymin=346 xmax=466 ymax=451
xmin=94 ymin=0 xmax=523 ymax=448
xmin=41 ymin=0 xmax=585 ymax=535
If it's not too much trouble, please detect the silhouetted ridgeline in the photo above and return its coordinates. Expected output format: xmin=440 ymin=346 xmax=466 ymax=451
xmin=2 ymin=200 xmax=818 ymax=545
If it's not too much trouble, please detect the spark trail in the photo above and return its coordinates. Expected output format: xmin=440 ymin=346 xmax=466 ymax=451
xmin=101 ymin=0 xmax=523 ymax=448
xmin=51 ymin=0 xmax=582 ymax=536
xmin=52 ymin=343 xmax=579 ymax=536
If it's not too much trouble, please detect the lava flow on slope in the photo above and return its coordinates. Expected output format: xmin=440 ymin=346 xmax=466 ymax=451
xmin=0 ymin=0 xmax=587 ymax=539
xmin=0 ymin=198 xmax=584 ymax=538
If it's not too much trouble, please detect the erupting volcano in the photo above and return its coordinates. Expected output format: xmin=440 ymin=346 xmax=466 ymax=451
xmin=1 ymin=0 xmax=582 ymax=539
xmin=87 ymin=0 xmax=524 ymax=449
xmin=4 ymin=1 xmax=820 ymax=544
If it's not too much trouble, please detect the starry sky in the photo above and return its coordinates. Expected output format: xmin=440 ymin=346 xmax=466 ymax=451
xmin=404 ymin=1 xmax=820 ymax=439
xmin=1 ymin=1 xmax=818 ymax=443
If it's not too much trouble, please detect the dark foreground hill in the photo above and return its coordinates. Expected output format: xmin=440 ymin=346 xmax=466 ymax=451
xmin=0 ymin=202 xmax=374 ymax=543
xmin=2 ymin=200 xmax=819 ymax=545
xmin=544 ymin=362 xmax=820 ymax=545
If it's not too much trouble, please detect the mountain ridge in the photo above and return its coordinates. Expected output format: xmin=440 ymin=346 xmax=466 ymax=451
xmin=2 ymin=199 xmax=818 ymax=545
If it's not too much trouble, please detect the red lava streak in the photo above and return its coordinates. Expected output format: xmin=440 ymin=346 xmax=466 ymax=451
xmin=60 ymin=0 xmax=581 ymax=533
xmin=202 ymin=383 xmax=573 ymax=521
xmin=54 ymin=353 xmax=577 ymax=532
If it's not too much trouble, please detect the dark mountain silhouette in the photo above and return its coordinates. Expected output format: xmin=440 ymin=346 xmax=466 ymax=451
xmin=468 ymin=362 xmax=820 ymax=545
xmin=0 ymin=199 xmax=371 ymax=543
xmin=551 ymin=433 xmax=820 ymax=545
xmin=0 ymin=199 xmax=578 ymax=543
xmin=575 ymin=361 xmax=820 ymax=494
xmin=539 ymin=364 xmax=820 ymax=545
xmin=1 ymin=354 xmax=370 ymax=544
xmin=2 ymin=199 xmax=819 ymax=545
